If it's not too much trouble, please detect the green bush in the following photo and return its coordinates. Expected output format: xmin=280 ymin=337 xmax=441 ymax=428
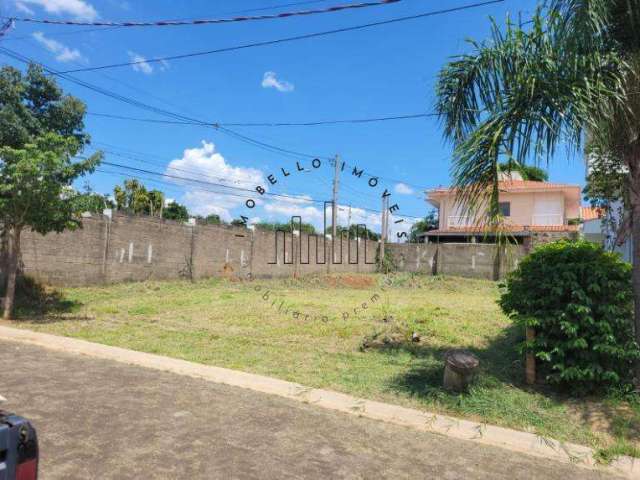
xmin=500 ymin=240 xmax=640 ymax=394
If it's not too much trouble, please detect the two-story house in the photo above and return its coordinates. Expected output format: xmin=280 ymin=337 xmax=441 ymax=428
xmin=423 ymin=172 xmax=582 ymax=244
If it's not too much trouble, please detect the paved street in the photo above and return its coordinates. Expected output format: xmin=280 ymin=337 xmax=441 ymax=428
xmin=0 ymin=340 xmax=623 ymax=479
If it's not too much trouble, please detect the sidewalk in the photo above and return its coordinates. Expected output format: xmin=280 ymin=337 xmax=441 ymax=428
xmin=0 ymin=338 xmax=627 ymax=479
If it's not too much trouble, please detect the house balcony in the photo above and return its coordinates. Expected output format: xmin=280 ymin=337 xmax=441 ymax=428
xmin=447 ymin=216 xmax=471 ymax=228
xmin=446 ymin=213 xmax=565 ymax=230
xmin=531 ymin=214 xmax=563 ymax=226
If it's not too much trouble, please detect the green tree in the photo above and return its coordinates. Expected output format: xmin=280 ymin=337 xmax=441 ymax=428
xmin=163 ymin=201 xmax=189 ymax=222
xmin=0 ymin=64 xmax=100 ymax=319
xmin=203 ymin=214 xmax=222 ymax=225
xmin=327 ymin=224 xmax=379 ymax=241
xmin=435 ymin=1 xmax=640 ymax=356
xmin=112 ymin=180 xmax=166 ymax=217
xmin=499 ymin=162 xmax=549 ymax=182
xmin=0 ymin=134 xmax=100 ymax=319
xmin=259 ymin=221 xmax=316 ymax=234
xmin=147 ymin=189 xmax=164 ymax=218
xmin=0 ymin=65 xmax=89 ymax=151
xmin=500 ymin=241 xmax=640 ymax=393
xmin=73 ymin=187 xmax=114 ymax=213
xmin=409 ymin=210 xmax=438 ymax=243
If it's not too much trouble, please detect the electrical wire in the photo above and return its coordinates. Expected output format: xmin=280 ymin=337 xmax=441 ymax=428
xmin=86 ymin=111 xmax=437 ymax=127
xmin=56 ymin=1 xmax=505 ymax=74
xmin=4 ymin=0 xmax=402 ymax=27
xmin=0 ymin=48 xmax=433 ymax=202
xmin=0 ymin=47 xmax=328 ymax=161
xmin=95 ymin=163 xmax=423 ymax=220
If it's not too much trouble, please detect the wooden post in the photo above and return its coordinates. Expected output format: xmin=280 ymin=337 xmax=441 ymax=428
xmin=525 ymin=327 xmax=536 ymax=385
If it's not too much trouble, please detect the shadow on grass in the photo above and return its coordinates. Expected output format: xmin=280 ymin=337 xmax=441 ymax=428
xmin=378 ymin=322 xmax=524 ymax=399
xmin=377 ymin=323 xmax=640 ymax=451
xmin=2 ymin=276 xmax=83 ymax=322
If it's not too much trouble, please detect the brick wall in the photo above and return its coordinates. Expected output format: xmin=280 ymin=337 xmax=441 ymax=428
xmin=8 ymin=213 xmax=525 ymax=286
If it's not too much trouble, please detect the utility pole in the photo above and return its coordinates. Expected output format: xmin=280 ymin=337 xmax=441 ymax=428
xmin=380 ymin=195 xmax=388 ymax=271
xmin=330 ymin=154 xmax=340 ymax=267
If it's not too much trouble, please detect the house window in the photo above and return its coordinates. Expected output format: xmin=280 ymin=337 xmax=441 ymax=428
xmin=499 ymin=202 xmax=511 ymax=217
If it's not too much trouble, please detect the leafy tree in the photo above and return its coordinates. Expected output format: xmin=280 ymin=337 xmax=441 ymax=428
xmin=499 ymin=162 xmax=549 ymax=182
xmin=163 ymin=201 xmax=189 ymax=222
xmin=203 ymin=214 xmax=222 ymax=225
xmin=500 ymin=241 xmax=640 ymax=393
xmin=194 ymin=214 xmax=223 ymax=225
xmin=0 ymin=134 xmax=101 ymax=319
xmin=0 ymin=65 xmax=88 ymax=151
xmin=0 ymin=64 xmax=100 ymax=319
xmin=114 ymin=179 xmax=147 ymax=215
xmin=326 ymin=224 xmax=379 ymax=240
xmin=112 ymin=179 xmax=164 ymax=217
xmin=435 ymin=1 xmax=640 ymax=362
xmin=147 ymin=189 xmax=164 ymax=218
xmin=259 ymin=221 xmax=316 ymax=234
xmin=73 ymin=188 xmax=114 ymax=213
xmin=409 ymin=210 xmax=438 ymax=243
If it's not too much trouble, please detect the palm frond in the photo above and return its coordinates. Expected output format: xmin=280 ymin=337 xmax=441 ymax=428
xmin=435 ymin=5 xmax=627 ymax=223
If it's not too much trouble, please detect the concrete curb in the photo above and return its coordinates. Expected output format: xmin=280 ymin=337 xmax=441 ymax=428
xmin=0 ymin=325 xmax=637 ymax=478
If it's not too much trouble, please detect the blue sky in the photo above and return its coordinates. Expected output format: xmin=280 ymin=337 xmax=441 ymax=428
xmin=0 ymin=0 xmax=587 ymax=237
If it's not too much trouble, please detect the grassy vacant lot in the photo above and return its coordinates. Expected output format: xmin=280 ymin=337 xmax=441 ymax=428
xmin=6 ymin=273 xmax=640 ymax=460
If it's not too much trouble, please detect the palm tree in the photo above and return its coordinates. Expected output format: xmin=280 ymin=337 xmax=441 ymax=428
xmin=435 ymin=1 xmax=640 ymax=343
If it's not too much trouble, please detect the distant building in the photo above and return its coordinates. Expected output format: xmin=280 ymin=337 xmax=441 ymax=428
xmin=424 ymin=171 xmax=581 ymax=245
xmin=582 ymin=201 xmax=632 ymax=262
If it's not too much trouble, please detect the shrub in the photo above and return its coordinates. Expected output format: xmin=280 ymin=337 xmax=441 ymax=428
xmin=500 ymin=240 xmax=640 ymax=394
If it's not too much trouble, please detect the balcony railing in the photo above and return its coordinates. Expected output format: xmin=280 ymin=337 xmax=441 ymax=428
xmin=531 ymin=214 xmax=563 ymax=226
xmin=446 ymin=214 xmax=564 ymax=228
xmin=447 ymin=216 xmax=471 ymax=228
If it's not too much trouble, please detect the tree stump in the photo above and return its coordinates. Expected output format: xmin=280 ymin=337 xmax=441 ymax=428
xmin=443 ymin=350 xmax=479 ymax=392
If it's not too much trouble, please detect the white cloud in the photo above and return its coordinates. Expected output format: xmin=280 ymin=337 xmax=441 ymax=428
xmin=261 ymin=71 xmax=294 ymax=93
xmin=127 ymin=51 xmax=154 ymax=75
xmin=264 ymin=195 xmax=322 ymax=223
xmin=394 ymin=183 xmax=414 ymax=195
xmin=166 ymin=141 xmax=265 ymax=221
xmin=16 ymin=0 xmax=98 ymax=20
xmin=32 ymin=31 xmax=85 ymax=63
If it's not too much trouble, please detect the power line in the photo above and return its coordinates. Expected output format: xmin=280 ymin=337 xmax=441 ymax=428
xmin=96 ymin=167 xmax=423 ymax=221
xmin=99 ymin=160 xmax=326 ymax=203
xmin=0 ymin=47 xmax=433 ymax=196
xmin=0 ymin=48 xmax=331 ymax=160
xmin=86 ymin=111 xmax=437 ymax=127
xmin=17 ymin=35 xmax=210 ymax=123
xmin=57 ymin=0 xmax=505 ymax=74
xmin=4 ymin=0 xmax=402 ymax=27
xmin=1 ymin=2 xmax=339 ymax=41
xmin=95 ymin=163 xmax=423 ymax=220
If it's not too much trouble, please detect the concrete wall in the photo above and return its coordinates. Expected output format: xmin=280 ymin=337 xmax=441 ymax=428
xmin=7 ymin=213 xmax=525 ymax=287
xmin=386 ymin=242 xmax=525 ymax=280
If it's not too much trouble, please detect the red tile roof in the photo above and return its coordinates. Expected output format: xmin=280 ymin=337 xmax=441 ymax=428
xmin=580 ymin=206 xmax=602 ymax=221
xmin=426 ymin=224 xmax=579 ymax=235
xmin=429 ymin=180 xmax=579 ymax=195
